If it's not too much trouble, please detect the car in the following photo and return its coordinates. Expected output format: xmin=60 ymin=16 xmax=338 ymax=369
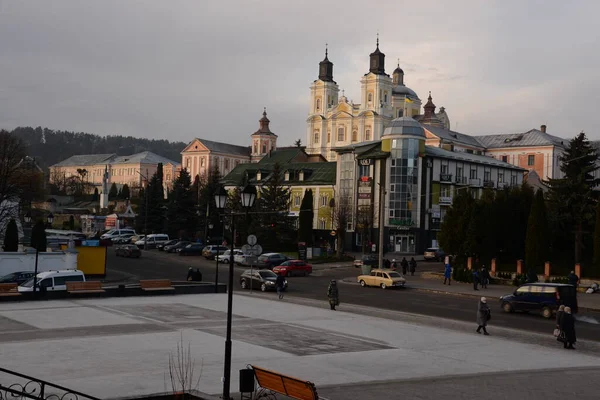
xmin=357 ymin=268 xmax=406 ymax=289
xmin=239 ymin=269 xmax=287 ymax=292
xmin=354 ymin=254 xmax=378 ymax=268
xmin=100 ymin=228 xmax=136 ymax=240
xmin=424 ymin=247 xmax=445 ymax=261
xmin=164 ymin=241 xmax=191 ymax=253
xmin=178 ymin=243 xmax=205 ymax=256
xmin=217 ymin=249 xmax=243 ymax=263
xmin=112 ymin=234 xmax=136 ymax=244
xmin=18 ymin=269 xmax=86 ymax=292
xmin=157 ymin=239 xmax=179 ymax=251
xmin=115 ymin=244 xmax=141 ymax=258
xmin=0 ymin=271 xmax=36 ymax=285
xmin=135 ymin=234 xmax=170 ymax=249
xmin=499 ymin=283 xmax=578 ymax=318
xmin=272 ymin=260 xmax=313 ymax=277
xmin=257 ymin=253 xmax=289 ymax=269
xmin=202 ymin=245 xmax=229 ymax=260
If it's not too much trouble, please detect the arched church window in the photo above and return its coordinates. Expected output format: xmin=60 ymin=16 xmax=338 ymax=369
xmin=398 ymin=109 xmax=403 ymax=118
xmin=262 ymin=143 xmax=267 ymax=154
xmin=327 ymin=131 xmax=331 ymax=143
xmin=254 ymin=142 xmax=258 ymax=154
xmin=316 ymin=99 xmax=321 ymax=111
xmin=314 ymin=131 xmax=320 ymax=144
xmin=367 ymin=93 xmax=373 ymax=103
xmin=365 ymin=129 xmax=371 ymax=141
xmin=384 ymin=92 xmax=388 ymax=103
xmin=337 ymin=127 xmax=345 ymax=142
xmin=352 ymin=130 xmax=358 ymax=142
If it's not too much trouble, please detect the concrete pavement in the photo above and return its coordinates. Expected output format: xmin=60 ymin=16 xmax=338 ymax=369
xmin=1 ymin=292 xmax=600 ymax=399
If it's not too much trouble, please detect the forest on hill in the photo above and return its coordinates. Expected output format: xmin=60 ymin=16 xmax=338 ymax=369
xmin=9 ymin=127 xmax=187 ymax=168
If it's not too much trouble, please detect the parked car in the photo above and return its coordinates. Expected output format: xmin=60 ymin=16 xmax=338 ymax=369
xmin=157 ymin=239 xmax=179 ymax=251
xmin=239 ymin=269 xmax=287 ymax=292
xmin=164 ymin=241 xmax=191 ymax=253
xmin=112 ymin=234 xmax=136 ymax=244
xmin=135 ymin=234 xmax=170 ymax=249
xmin=0 ymin=271 xmax=35 ymax=285
xmin=18 ymin=270 xmax=86 ymax=292
xmin=500 ymin=283 xmax=578 ymax=318
xmin=257 ymin=253 xmax=289 ymax=269
xmin=100 ymin=228 xmax=136 ymax=240
xmin=202 ymin=245 xmax=229 ymax=260
xmin=354 ymin=254 xmax=378 ymax=268
xmin=115 ymin=244 xmax=141 ymax=258
xmin=179 ymin=243 xmax=205 ymax=256
xmin=129 ymin=235 xmax=145 ymax=244
xmin=217 ymin=249 xmax=243 ymax=263
xmin=357 ymin=268 xmax=406 ymax=289
xmin=424 ymin=247 xmax=445 ymax=261
xmin=272 ymin=260 xmax=313 ymax=277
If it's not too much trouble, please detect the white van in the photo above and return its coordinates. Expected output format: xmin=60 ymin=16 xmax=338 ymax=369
xmin=100 ymin=228 xmax=137 ymax=240
xmin=18 ymin=270 xmax=86 ymax=292
xmin=135 ymin=234 xmax=170 ymax=249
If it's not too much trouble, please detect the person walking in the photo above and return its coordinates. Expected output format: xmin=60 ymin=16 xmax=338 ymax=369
xmin=391 ymin=259 xmax=397 ymax=271
xmin=443 ymin=263 xmax=452 ymax=285
xmin=473 ymin=269 xmax=480 ymax=291
xmin=480 ymin=267 xmax=489 ymax=289
xmin=193 ymin=268 xmax=203 ymax=281
xmin=567 ymin=271 xmax=579 ymax=287
xmin=476 ymin=297 xmax=491 ymax=335
xmin=560 ymin=306 xmax=576 ymax=349
xmin=401 ymin=257 xmax=408 ymax=275
xmin=275 ymin=272 xmax=286 ymax=299
xmin=555 ymin=305 xmax=565 ymax=338
xmin=186 ymin=267 xmax=194 ymax=281
xmin=409 ymin=258 xmax=417 ymax=276
xmin=327 ymin=279 xmax=339 ymax=310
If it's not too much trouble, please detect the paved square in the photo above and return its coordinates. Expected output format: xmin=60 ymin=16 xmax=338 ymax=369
xmin=0 ymin=306 xmax=142 ymax=329
xmin=102 ymin=303 xmax=242 ymax=323
xmin=0 ymin=314 xmax=37 ymax=332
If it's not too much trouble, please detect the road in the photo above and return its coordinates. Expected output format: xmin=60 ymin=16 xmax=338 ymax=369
xmin=105 ymin=248 xmax=600 ymax=342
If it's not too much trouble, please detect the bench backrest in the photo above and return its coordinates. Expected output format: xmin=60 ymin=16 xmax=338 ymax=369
xmin=140 ymin=279 xmax=172 ymax=289
xmin=66 ymin=281 xmax=103 ymax=291
xmin=252 ymin=365 xmax=318 ymax=400
xmin=0 ymin=283 xmax=18 ymax=292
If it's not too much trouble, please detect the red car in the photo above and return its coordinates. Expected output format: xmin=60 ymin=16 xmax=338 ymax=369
xmin=272 ymin=260 xmax=312 ymax=277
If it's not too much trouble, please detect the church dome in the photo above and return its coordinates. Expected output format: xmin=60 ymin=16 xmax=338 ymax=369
xmin=382 ymin=117 xmax=425 ymax=138
xmin=392 ymin=84 xmax=418 ymax=97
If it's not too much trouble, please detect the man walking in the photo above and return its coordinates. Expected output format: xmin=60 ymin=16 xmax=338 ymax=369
xmin=473 ymin=269 xmax=480 ymax=291
xmin=327 ymin=280 xmax=339 ymax=310
xmin=275 ymin=272 xmax=286 ymax=300
xmin=476 ymin=297 xmax=491 ymax=335
xmin=480 ymin=267 xmax=490 ymax=289
xmin=567 ymin=271 xmax=579 ymax=287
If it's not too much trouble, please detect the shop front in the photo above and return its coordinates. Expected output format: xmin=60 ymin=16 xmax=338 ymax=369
xmin=388 ymin=227 xmax=417 ymax=254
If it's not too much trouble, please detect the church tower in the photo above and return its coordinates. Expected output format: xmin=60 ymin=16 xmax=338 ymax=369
xmin=306 ymin=46 xmax=339 ymax=157
xmin=251 ymin=108 xmax=277 ymax=162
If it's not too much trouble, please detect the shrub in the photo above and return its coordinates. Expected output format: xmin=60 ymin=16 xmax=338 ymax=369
xmin=550 ymin=276 xmax=569 ymax=284
xmin=512 ymin=273 xmax=527 ymax=287
xmin=452 ymin=267 xmax=473 ymax=283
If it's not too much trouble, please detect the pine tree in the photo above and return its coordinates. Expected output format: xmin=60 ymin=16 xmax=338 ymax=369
xmin=92 ymin=187 xmax=99 ymax=201
xmin=3 ymin=219 xmax=19 ymax=252
xmin=438 ymin=189 xmax=475 ymax=263
xmin=592 ymin=201 xmax=600 ymax=276
xmin=298 ymin=189 xmax=314 ymax=245
xmin=525 ymin=189 xmax=548 ymax=272
xmin=121 ymin=184 xmax=130 ymax=200
xmin=136 ymin=164 xmax=166 ymax=233
xmin=30 ymin=220 xmax=47 ymax=252
xmin=109 ymin=182 xmax=118 ymax=200
xmin=166 ymin=169 xmax=196 ymax=239
xmin=199 ymin=166 xmax=222 ymax=241
xmin=256 ymin=163 xmax=293 ymax=250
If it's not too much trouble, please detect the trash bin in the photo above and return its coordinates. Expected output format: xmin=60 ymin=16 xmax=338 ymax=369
xmin=239 ymin=368 xmax=255 ymax=393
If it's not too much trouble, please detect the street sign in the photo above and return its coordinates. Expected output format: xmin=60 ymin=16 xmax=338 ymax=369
xmin=241 ymin=244 xmax=262 ymax=256
xmin=247 ymin=235 xmax=257 ymax=246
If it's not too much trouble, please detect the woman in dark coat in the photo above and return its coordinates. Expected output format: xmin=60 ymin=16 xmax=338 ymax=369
xmin=409 ymin=258 xmax=417 ymax=276
xmin=476 ymin=297 xmax=490 ymax=335
xmin=555 ymin=305 xmax=565 ymax=330
xmin=401 ymin=258 xmax=408 ymax=275
xmin=327 ymin=280 xmax=339 ymax=311
xmin=560 ymin=306 xmax=576 ymax=349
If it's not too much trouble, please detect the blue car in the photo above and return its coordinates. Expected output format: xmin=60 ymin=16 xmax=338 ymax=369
xmin=500 ymin=283 xmax=578 ymax=319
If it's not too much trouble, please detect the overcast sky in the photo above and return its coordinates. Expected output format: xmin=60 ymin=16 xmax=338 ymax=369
xmin=1 ymin=0 xmax=599 ymax=147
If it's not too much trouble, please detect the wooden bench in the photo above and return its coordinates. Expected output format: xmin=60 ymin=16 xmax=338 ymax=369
xmin=66 ymin=281 xmax=106 ymax=294
xmin=0 ymin=283 xmax=21 ymax=297
xmin=251 ymin=365 xmax=319 ymax=400
xmin=140 ymin=279 xmax=174 ymax=292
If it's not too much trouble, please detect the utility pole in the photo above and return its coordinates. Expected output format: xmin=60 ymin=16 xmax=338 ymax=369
xmin=378 ymin=157 xmax=387 ymax=269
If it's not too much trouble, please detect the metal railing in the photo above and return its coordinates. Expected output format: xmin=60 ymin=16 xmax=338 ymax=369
xmin=439 ymin=173 xmax=453 ymax=183
xmin=483 ymin=180 xmax=495 ymax=188
xmin=0 ymin=367 xmax=100 ymax=400
xmin=455 ymin=176 xmax=468 ymax=185
xmin=469 ymin=178 xmax=481 ymax=187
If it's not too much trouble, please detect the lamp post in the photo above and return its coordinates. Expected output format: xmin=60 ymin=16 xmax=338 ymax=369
xmin=135 ymin=169 xmax=150 ymax=250
xmin=214 ymin=184 xmax=257 ymax=400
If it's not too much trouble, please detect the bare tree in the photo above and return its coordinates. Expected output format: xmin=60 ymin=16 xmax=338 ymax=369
xmin=331 ymin=190 xmax=353 ymax=257
xmin=0 ymin=130 xmax=27 ymax=224
xmin=166 ymin=332 xmax=203 ymax=399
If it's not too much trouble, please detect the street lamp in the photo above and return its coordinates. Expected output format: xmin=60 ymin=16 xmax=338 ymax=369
xmin=215 ymin=184 xmax=256 ymax=400
xmin=47 ymin=212 xmax=54 ymax=228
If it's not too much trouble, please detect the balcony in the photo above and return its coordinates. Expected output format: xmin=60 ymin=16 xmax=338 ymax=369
xmin=439 ymin=196 xmax=453 ymax=205
xmin=497 ymin=181 xmax=509 ymax=189
xmin=455 ymin=176 xmax=468 ymax=185
xmin=483 ymin=180 xmax=495 ymax=188
xmin=469 ymin=178 xmax=482 ymax=187
xmin=439 ymin=173 xmax=453 ymax=183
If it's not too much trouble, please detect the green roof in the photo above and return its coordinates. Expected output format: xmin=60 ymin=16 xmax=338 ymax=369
xmin=221 ymin=161 xmax=336 ymax=187
xmin=256 ymin=147 xmax=304 ymax=165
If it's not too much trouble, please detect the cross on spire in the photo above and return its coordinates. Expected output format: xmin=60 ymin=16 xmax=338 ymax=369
xmin=325 ymin=43 xmax=328 ymax=58
xmin=376 ymin=32 xmax=379 ymax=48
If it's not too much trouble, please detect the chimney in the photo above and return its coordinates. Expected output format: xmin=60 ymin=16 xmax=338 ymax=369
xmin=540 ymin=125 xmax=547 ymax=133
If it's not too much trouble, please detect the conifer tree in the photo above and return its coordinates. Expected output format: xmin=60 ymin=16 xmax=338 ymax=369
xmin=525 ymin=189 xmax=548 ymax=272
xmin=298 ymin=189 xmax=314 ymax=245
xmin=3 ymin=219 xmax=19 ymax=252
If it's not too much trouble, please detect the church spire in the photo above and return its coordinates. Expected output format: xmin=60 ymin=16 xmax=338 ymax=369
xmin=424 ymin=91 xmax=436 ymax=117
xmin=369 ymin=34 xmax=386 ymax=75
xmin=318 ymin=43 xmax=334 ymax=82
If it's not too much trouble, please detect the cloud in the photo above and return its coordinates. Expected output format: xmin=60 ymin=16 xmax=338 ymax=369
xmin=0 ymin=0 xmax=599 ymax=149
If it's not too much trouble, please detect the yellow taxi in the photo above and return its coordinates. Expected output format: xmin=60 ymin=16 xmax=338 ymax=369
xmin=357 ymin=268 xmax=406 ymax=289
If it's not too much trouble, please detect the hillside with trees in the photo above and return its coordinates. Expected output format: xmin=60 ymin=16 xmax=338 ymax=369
xmin=9 ymin=127 xmax=187 ymax=168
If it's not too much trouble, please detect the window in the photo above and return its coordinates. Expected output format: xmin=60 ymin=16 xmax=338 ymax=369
xmin=320 ymin=195 xmax=328 ymax=207
xmin=440 ymin=185 xmax=450 ymax=197
xmin=469 ymin=168 xmax=477 ymax=179
xmin=318 ymin=219 xmax=326 ymax=229
xmin=501 ymin=155 xmax=508 ymax=162
xmin=511 ymin=174 xmax=518 ymax=185
xmin=365 ymin=129 xmax=371 ymax=141
xmin=224 ymin=159 xmax=230 ymax=170
xmin=253 ymin=143 xmax=258 ymax=154
xmin=284 ymin=171 xmax=290 ymax=181
xmin=327 ymin=95 xmax=331 ymax=106
xmin=262 ymin=143 xmax=267 ymax=153
xmin=498 ymin=171 xmax=504 ymax=182
xmin=484 ymin=170 xmax=491 ymax=182
xmin=441 ymin=164 xmax=448 ymax=174
xmin=185 ymin=158 xmax=190 ymax=169
xmin=316 ymin=98 xmax=321 ymax=111
xmin=352 ymin=130 xmax=358 ymax=142
xmin=384 ymin=92 xmax=388 ymax=103
xmin=368 ymin=93 xmax=373 ymax=102
xmin=314 ymin=131 xmax=319 ymax=144
xmin=200 ymin=157 xmax=205 ymax=167
xmin=294 ymin=195 xmax=301 ymax=206
xmin=398 ymin=109 xmax=404 ymax=118
xmin=456 ymin=166 xmax=463 ymax=179
xmin=528 ymin=154 xmax=535 ymax=166
xmin=327 ymin=131 xmax=331 ymax=143
xmin=235 ymin=160 xmax=240 ymax=166
xmin=337 ymin=127 xmax=345 ymax=142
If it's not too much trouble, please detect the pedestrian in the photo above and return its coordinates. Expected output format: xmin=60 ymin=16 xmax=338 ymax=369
xmin=186 ymin=267 xmax=194 ymax=281
xmin=327 ymin=279 xmax=339 ymax=310
xmin=476 ymin=297 xmax=491 ymax=335
xmin=193 ymin=268 xmax=202 ymax=281
xmin=409 ymin=257 xmax=417 ymax=276
xmin=384 ymin=259 xmax=391 ymax=269
xmin=567 ymin=271 xmax=579 ymax=287
xmin=480 ymin=267 xmax=489 ymax=289
xmin=401 ymin=257 xmax=408 ymax=275
xmin=444 ymin=263 xmax=452 ymax=285
xmin=391 ymin=259 xmax=397 ymax=270
xmin=555 ymin=305 xmax=565 ymax=337
xmin=275 ymin=272 xmax=286 ymax=299
xmin=560 ymin=306 xmax=576 ymax=349
xmin=473 ymin=269 xmax=480 ymax=291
